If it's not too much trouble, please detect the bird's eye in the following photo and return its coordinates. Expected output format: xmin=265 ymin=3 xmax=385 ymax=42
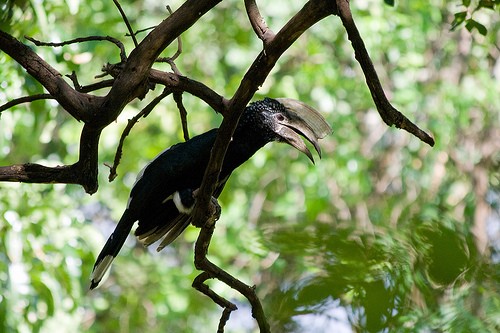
xmin=275 ymin=114 xmax=285 ymax=122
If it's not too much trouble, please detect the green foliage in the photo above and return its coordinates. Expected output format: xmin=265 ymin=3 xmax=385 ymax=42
xmin=451 ymin=0 xmax=500 ymax=35
xmin=1 ymin=0 xmax=499 ymax=332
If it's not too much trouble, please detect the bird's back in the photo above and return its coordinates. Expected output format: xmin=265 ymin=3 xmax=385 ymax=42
xmin=130 ymin=129 xmax=218 ymax=242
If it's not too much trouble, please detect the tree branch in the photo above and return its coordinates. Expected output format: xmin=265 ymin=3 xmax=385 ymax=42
xmin=113 ymin=0 xmax=138 ymax=47
xmin=25 ymin=35 xmax=127 ymax=62
xmin=0 ymin=94 xmax=54 ymax=113
xmin=0 ymin=30 xmax=98 ymax=123
xmin=0 ymin=163 xmax=79 ymax=186
xmin=244 ymin=0 xmax=275 ymax=43
xmin=335 ymin=0 xmax=435 ymax=146
xmin=192 ymin=197 xmax=270 ymax=332
xmin=173 ymin=92 xmax=190 ymax=141
xmin=191 ymin=0 xmax=336 ymax=228
xmin=149 ymin=69 xmax=228 ymax=115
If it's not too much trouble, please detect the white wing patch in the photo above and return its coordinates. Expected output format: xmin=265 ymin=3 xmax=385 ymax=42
xmin=173 ymin=191 xmax=194 ymax=214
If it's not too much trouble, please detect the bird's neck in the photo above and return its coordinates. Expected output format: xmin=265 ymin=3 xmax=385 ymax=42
xmin=222 ymin=125 xmax=270 ymax=173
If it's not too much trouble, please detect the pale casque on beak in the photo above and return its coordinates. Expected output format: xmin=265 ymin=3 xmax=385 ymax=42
xmin=274 ymin=98 xmax=332 ymax=163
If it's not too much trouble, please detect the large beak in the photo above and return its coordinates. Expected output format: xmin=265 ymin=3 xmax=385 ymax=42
xmin=274 ymin=98 xmax=332 ymax=163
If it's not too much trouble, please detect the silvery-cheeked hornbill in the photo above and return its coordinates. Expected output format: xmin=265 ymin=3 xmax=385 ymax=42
xmin=90 ymin=97 xmax=331 ymax=289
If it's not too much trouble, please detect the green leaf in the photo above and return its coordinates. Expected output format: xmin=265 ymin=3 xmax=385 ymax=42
xmin=465 ymin=18 xmax=488 ymax=35
xmin=478 ymin=0 xmax=496 ymax=9
xmin=463 ymin=0 xmax=471 ymax=7
xmin=451 ymin=11 xmax=467 ymax=30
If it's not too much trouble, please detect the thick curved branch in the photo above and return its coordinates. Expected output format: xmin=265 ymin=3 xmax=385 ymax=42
xmin=74 ymin=124 xmax=102 ymax=193
xmin=335 ymin=0 xmax=434 ymax=146
xmin=192 ymin=0 xmax=336 ymax=227
xmin=0 ymin=124 xmax=101 ymax=194
xmin=149 ymin=69 xmax=228 ymax=115
xmin=193 ymin=198 xmax=270 ymax=332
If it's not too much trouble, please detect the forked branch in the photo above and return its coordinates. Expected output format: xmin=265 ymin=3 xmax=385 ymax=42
xmin=193 ymin=197 xmax=270 ymax=333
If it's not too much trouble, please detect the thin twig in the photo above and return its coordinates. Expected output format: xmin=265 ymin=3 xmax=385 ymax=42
xmin=0 ymin=94 xmax=54 ymax=113
xmin=66 ymin=71 xmax=82 ymax=91
xmin=25 ymin=35 xmax=127 ymax=62
xmin=106 ymin=89 xmax=171 ymax=181
xmin=335 ymin=0 xmax=435 ymax=146
xmin=173 ymin=92 xmax=190 ymax=141
xmin=78 ymin=79 xmax=115 ymax=93
xmin=126 ymin=26 xmax=157 ymax=37
xmin=113 ymin=0 xmax=138 ymax=47
xmin=156 ymin=5 xmax=184 ymax=75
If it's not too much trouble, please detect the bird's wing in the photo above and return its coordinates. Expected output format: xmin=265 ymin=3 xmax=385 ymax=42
xmin=135 ymin=152 xmax=232 ymax=252
xmin=129 ymin=129 xmax=218 ymax=249
xmin=135 ymin=172 xmax=230 ymax=251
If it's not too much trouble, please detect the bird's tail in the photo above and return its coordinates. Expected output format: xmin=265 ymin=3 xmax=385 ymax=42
xmin=90 ymin=210 xmax=135 ymax=290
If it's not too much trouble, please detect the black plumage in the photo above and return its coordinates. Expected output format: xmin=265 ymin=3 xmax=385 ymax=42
xmin=90 ymin=97 xmax=331 ymax=289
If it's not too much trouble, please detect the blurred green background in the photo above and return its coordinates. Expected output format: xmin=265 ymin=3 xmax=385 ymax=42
xmin=1 ymin=0 xmax=499 ymax=332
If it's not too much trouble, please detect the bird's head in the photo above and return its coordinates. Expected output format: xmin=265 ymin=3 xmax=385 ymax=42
xmin=241 ymin=97 xmax=332 ymax=163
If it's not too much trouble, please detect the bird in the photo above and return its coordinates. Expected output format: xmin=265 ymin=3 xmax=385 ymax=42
xmin=90 ymin=97 xmax=331 ymax=289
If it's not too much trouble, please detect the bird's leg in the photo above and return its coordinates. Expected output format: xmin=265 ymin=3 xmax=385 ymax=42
xmin=192 ymin=196 xmax=270 ymax=333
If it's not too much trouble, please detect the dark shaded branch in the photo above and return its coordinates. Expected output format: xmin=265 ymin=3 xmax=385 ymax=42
xmin=149 ymin=69 xmax=227 ymax=115
xmin=217 ymin=308 xmax=233 ymax=333
xmin=113 ymin=0 xmax=138 ymax=47
xmin=0 ymin=94 xmax=54 ymax=113
xmin=78 ymin=79 xmax=115 ymax=93
xmin=193 ymin=197 xmax=269 ymax=333
xmin=156 ymin=7 xmax=184 ymax=76
xmin=173 ymin=92 xmax=190 ymax=141
xmin=102 ymin=0 xmax=222 ymax=126
xmin=75 ymin=124 xmax=102 ymax=193
xmin=25 ymin=35 xmax=127 ymax=62
xmin=0 ymin=30 xmax=98 ymax=122
xmin=0 ymin=163 xmax=79 ymax=185
xmin=191 ymin=0 xmax=336 ymax=227
xmin=335 ymin=0 xmax=435 ymax=146
xmin=244 ymin=0 xmax=275 ymax=43
xmin=0 ymin=124 xmax=100 ymax=193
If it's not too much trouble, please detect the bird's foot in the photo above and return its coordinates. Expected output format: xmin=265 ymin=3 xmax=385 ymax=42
xmin=191 ymin=189 xmax=221 ymax=228
xmin=206 ymin=196 xmax=221 ymax=227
